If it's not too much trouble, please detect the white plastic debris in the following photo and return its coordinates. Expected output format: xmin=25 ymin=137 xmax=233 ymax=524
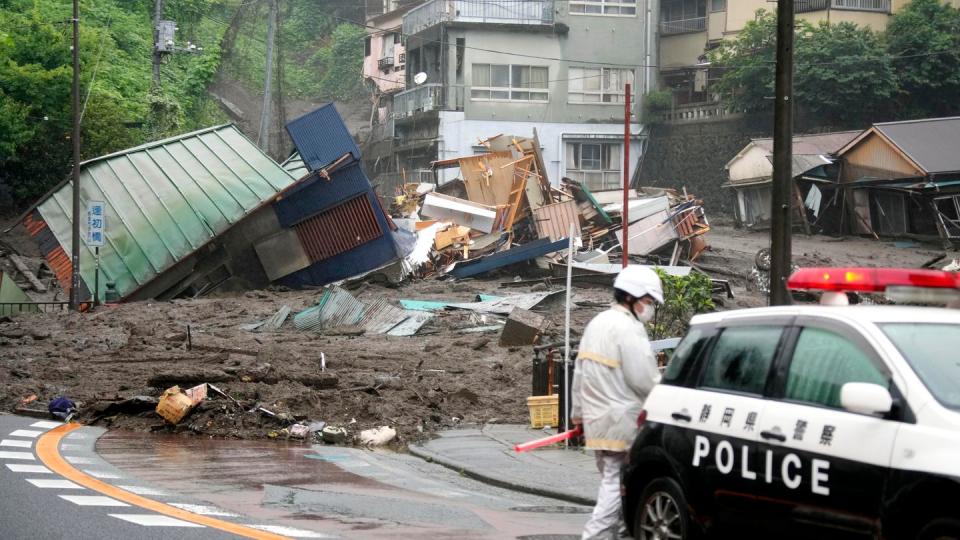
xmin=358 ymin=426 xmax=397 ymax=447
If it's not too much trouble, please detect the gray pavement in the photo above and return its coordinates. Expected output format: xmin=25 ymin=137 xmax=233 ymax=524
xmin=409 ymin=424 xmax=601 ymax=506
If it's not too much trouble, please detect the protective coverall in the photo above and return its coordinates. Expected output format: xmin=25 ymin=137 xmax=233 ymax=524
xmin=571 ymin=304 xmax=661 ymax=540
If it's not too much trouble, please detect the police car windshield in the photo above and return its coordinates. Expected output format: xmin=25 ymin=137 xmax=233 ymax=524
xmin=881 ymin=323 xmax=960 ymax=411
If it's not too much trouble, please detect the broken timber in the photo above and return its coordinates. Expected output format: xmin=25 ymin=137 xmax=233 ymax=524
xmin=8 ymin=254 xmax=46 ymax=293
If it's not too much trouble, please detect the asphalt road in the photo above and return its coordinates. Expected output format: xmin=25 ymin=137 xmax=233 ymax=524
xmin=0 ymin=413 xmax=588 ymax=539
xmin=0 ymin=413 xmax=327 ymax=539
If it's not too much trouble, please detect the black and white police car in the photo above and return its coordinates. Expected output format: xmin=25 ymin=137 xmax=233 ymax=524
xmin=623 ymin=267 xmax=960 ymax=540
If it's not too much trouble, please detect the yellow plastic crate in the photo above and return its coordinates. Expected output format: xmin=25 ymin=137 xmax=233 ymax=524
xmin=526 ymin=395 xmax=559 ymax=428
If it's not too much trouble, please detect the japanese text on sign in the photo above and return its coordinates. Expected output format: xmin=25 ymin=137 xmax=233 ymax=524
xmin=86 ymin=201 xmax=105 ymax=247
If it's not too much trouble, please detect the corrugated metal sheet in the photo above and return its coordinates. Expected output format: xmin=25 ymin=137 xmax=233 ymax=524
xmin=533 ymin=199 xmax=581 ymax=242
xmin=284 ymin=104 xmax=361 ymax=172
xmin=274 ymin=161 xmax=372 ymax=228
xmin=293 ymin=287 xmax=431 ymax=336
xmin=30 ymin=125 xmax=295 ymax=301
xmin=446 ymin=291 xmax=563 ymax=315
xmin=449 ymin=237 xmax=569 ymax=279
xmin=294 ymin=195 xmax=383 ymax=263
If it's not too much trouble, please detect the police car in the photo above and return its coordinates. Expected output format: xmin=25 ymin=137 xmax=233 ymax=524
xmin=622 ymin=267 xmax=960 ymax=540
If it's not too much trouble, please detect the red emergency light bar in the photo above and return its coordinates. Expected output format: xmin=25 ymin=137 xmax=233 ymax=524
xmin=788 ymin=267 xmax=960 ymax=293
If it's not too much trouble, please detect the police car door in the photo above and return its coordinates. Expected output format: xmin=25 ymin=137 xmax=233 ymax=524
xmin=754 ymin=319 xmax=902 ymax=536
xmin=682 ymin=321 xmax=790 ymax=517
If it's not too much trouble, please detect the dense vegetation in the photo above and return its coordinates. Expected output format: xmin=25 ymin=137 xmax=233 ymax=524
xmin=709 ymin=0 xmax=960 ymax=127
xmin=0 ymin=0 xmax=366 ymax=211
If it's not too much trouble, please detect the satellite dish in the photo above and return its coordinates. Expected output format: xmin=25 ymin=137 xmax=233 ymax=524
xmin=414 ymin=72 xmax=428 ymax=85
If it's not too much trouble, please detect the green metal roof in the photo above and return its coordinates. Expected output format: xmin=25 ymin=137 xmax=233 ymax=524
xmin=36 ymin=124 xmax=296 ymax=300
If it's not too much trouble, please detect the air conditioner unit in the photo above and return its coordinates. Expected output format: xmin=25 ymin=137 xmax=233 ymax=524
xmin=379 ymin=57 xmax=395 ymax=70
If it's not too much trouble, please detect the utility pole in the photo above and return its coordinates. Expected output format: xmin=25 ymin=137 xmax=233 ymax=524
xmin=152 ymin=0 xmax=165 ymax=88
xmin=258 ymin=0 xmax=278 ymax=154
xmin=770 ymin=0 xmax=795 ymax=305
xmin=622 ymin=82 xmax=631 ymax=268
xmin=69 ymin=0 xmax=81 ymax=311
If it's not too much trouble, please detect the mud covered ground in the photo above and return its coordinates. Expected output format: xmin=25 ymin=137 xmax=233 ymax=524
xmin=0 ymin=223 xmax=946 ymax=446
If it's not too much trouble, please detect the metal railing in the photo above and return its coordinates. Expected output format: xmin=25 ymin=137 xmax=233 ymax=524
xmin=659 ymin=16 xmax=707 ymax=35
xmin=403 ymin=0 xmax=555 ymax=36
xmin=393 ymin=83 xmax=465 ymax=119
xmin=795 ymin=0 xmax=890 ymax=12
xmin=0 ymin=301 xmax=69 ymax=316
xmin=659 ymin=101 xmax=739 ymax=124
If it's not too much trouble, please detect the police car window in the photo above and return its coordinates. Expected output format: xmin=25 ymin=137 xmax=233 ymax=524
xmin=662 ymin=328 xmax=705 ymax=384
xmin=785 ymin=327 xmax=887 ymax=409
xmin=700 ymin=326 xmax=782 ymax=395
xmin=881 ymin=323 xmax=960 ymax=411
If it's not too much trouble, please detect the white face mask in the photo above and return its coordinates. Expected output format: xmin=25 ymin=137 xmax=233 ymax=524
xmin=633 ymin=302 xmax=655 ymax=323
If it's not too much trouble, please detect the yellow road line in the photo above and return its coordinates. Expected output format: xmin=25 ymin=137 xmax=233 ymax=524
xmin=36 ymin=423 xmax=290 ymax=540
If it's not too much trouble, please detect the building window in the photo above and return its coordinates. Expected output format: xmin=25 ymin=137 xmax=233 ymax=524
xmin=662 ymin=0 xmax=706 ymax=21
xmin=364 ymin=36 xmax=371 ymax=57
xmin=569 ymin=67 xmax=635 ymax=104
xmin=471 ymin=64 xmax=548 ymax=102
xmin=710 ymin=0 xmax=725 ymax=11
xmin=565 ymin=142 xmax=622 ymax=191
xmin=570 ymin=0 xmax=637 ymax=16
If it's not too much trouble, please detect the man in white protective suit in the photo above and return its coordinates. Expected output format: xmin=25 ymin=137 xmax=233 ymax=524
xmin=571 ymin=265 xmax=664 ymax=540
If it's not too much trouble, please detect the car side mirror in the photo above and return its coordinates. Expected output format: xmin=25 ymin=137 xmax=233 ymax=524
xmin=841 ymin=382 xmax=893 ymax=416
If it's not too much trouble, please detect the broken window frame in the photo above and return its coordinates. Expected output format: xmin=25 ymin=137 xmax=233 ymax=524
xmin=568 ymin=67 xmax=635 ymax=104
xmin=935 ymin=195 xmax=960 ymax=239
xmin=470 ymin=63 xmax=549 ymax=103
xmin=565 ymin=141 xmax=622 ymax=191
xmin=570 ymin=0 xmax=638 ymax=16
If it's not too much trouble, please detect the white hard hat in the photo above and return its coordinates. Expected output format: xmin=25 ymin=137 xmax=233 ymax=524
xmin=614 ymin=265 xmax=664 ymax=304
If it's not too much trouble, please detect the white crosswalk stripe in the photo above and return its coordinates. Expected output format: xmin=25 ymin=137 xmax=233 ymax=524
xmin=250 ymin=525 xmax=332 ymax=538
xmin=5 ymin=464 xmax=51 ymax=474
xmin=9 ymin=430 xmax=43 ymax=438
xmin=116 ymin=485 xmax=167 ymax=496
xmin=0 ymin=451 xmax=35 ymax=460
xmin=108 ymin=514 xmax=204 ymax=527
xmin=59 ymin=495 xmax=130 ymax=507
xmin=30 ymin=421 xmax=62 ymax=429
xmin=168 ymin=503 xmax=239 ymax=517
xmin=0 ymin=439 xmax=32 ymax=448
xmin=26 ymin=478 xmax=84 ymax=489
xmin=83 ymin=469 xmax=121 ymax=479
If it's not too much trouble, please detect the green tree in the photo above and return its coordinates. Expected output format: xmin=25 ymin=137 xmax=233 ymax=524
xmin=313 ymin=23 xmax=366 ymax=101
xmin=650 ymin=270 xmax=715 ymax=340
xmin=709 ymin=10 xmax=897 ymax=126
xmin=886 ymin=0 xmax=960 ymax=118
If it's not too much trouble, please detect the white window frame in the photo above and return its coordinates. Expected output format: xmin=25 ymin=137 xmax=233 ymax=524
xmin=569 ymin=0 xmax=638 ymax=17
xmin=470 ymin=64 xmax=549 ymax=103
xmin=565 ymin=141 xmax=623 ymax=191
xmin=568 ymin=67 xmax=636 ymax=105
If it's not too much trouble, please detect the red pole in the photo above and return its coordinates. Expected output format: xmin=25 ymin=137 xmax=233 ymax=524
xmin=622 ymin=82 xmax=631 ymax=268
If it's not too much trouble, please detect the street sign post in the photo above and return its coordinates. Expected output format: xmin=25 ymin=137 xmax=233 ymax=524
xmin=86 ymin=201 xmax=105 ymax=306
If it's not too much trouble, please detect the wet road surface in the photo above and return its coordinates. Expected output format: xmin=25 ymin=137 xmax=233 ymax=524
xmin=97 ymin=429 xmax=589 ymax=539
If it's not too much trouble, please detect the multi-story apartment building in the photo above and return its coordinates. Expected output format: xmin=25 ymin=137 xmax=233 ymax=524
xmin=657 ymin=0 xmax=957 ymax=118
xmin=363 ymin=0 xmax=655 ymax=191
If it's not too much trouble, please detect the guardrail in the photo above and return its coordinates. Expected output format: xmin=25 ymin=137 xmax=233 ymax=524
xmin=393 ymin=83 xmax=465 ymax=119
xmin=658 ymin=101 xmax=739 ymax=124
xmin=0 ymin=301 xmax=70 ymax=316
xmin=796 ymin=0 xmax=890 ymax=12
xmin=660 ymin=16 xmax=706 ymax=35
xmin=404 ymin=0 xmax=555 ymax=36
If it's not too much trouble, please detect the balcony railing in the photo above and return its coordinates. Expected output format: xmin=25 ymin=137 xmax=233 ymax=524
xmin=393 ymin=83 xmax=465 ymax=120
xmin=403 ymin=0 xmax=555 ymax=36
xmin=659 ymin=16 xmax=706 ymax=36
xmin=795 ymin=0 xmax=890 ymax=12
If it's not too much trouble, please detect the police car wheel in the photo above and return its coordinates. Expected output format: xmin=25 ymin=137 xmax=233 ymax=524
xmin=917 ymin=518 xmax=960 ymax=540
xmin=635 ymin=477 xmax=693 ymax=540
